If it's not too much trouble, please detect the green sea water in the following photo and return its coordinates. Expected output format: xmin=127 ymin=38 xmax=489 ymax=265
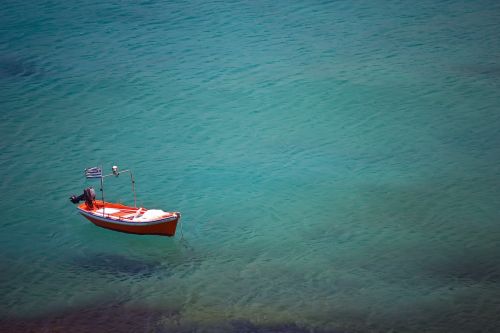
xmin=1 ymin=0 xmax=499 ymax=332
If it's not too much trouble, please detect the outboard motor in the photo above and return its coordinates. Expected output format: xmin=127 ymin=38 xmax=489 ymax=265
xmin=70 ymin=187 xmax=96 ymax=207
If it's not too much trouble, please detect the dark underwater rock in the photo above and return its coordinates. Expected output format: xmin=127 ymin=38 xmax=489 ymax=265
xmin=229 ymin=320 xmax=343 ymax=333
xmin=0 ymin=302 xmax=171 ymax=333
xmin=0 ymin=56 xmax=37 ymax=78
xmin=455 ymin=64 xmax=500 ymax=79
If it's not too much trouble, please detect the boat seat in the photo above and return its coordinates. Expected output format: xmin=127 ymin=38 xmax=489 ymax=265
xmin=94 ymin=208 xmax=120 ymax=215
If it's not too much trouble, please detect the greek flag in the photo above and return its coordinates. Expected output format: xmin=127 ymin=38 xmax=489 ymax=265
xmin=85 ymin=167 xmax=102 ymax=179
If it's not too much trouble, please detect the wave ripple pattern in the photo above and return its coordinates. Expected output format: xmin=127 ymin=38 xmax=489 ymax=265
xmin=1 ymin=0 xmax=500 ymax=332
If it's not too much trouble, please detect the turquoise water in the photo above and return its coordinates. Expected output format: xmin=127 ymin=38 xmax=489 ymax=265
xmin=1 ymin=0 xmax=500 ymax=331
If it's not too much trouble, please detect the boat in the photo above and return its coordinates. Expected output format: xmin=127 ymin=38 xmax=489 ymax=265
xmin=70 ymin=165 xmax=181 ymax=236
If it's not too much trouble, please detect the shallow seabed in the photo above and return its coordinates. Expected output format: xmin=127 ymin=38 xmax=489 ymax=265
xmin=1 ymin=0 xmax=499 ymax=332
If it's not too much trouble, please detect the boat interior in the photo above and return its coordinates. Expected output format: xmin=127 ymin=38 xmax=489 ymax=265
xmin=83 ymin=204 xmax=173 ymax=222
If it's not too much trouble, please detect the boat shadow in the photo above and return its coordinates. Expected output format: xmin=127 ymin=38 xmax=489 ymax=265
xmin=69 ymin=243 xmax=202 ymax=280
xmin=71 ymin=253 xmax=163 ymax=278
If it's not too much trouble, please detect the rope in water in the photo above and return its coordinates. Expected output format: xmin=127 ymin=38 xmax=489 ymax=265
xmin=179 ymin=217 xmax=184 ymax=240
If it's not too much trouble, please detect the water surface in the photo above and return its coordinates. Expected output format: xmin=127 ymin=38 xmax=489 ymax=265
xmin=1 ymin=0 xmax=499 ymax=332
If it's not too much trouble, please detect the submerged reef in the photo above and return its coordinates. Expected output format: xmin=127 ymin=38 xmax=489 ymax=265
xmin=0 ymin=55 xmax=38 ymax=79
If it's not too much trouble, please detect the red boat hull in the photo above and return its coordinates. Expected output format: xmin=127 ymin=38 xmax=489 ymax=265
xmin=81 ymin=214 xmax=179 ymax=236
xmin=78 ymin=201 xmax=180 ymax=236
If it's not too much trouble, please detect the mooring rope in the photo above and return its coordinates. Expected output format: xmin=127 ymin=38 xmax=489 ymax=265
xmin=179 ymin=217 xmax=184 ymax=240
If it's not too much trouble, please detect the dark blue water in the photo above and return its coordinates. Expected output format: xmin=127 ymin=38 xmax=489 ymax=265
xmin=1 ymin=1 xmax=499 ymax=332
